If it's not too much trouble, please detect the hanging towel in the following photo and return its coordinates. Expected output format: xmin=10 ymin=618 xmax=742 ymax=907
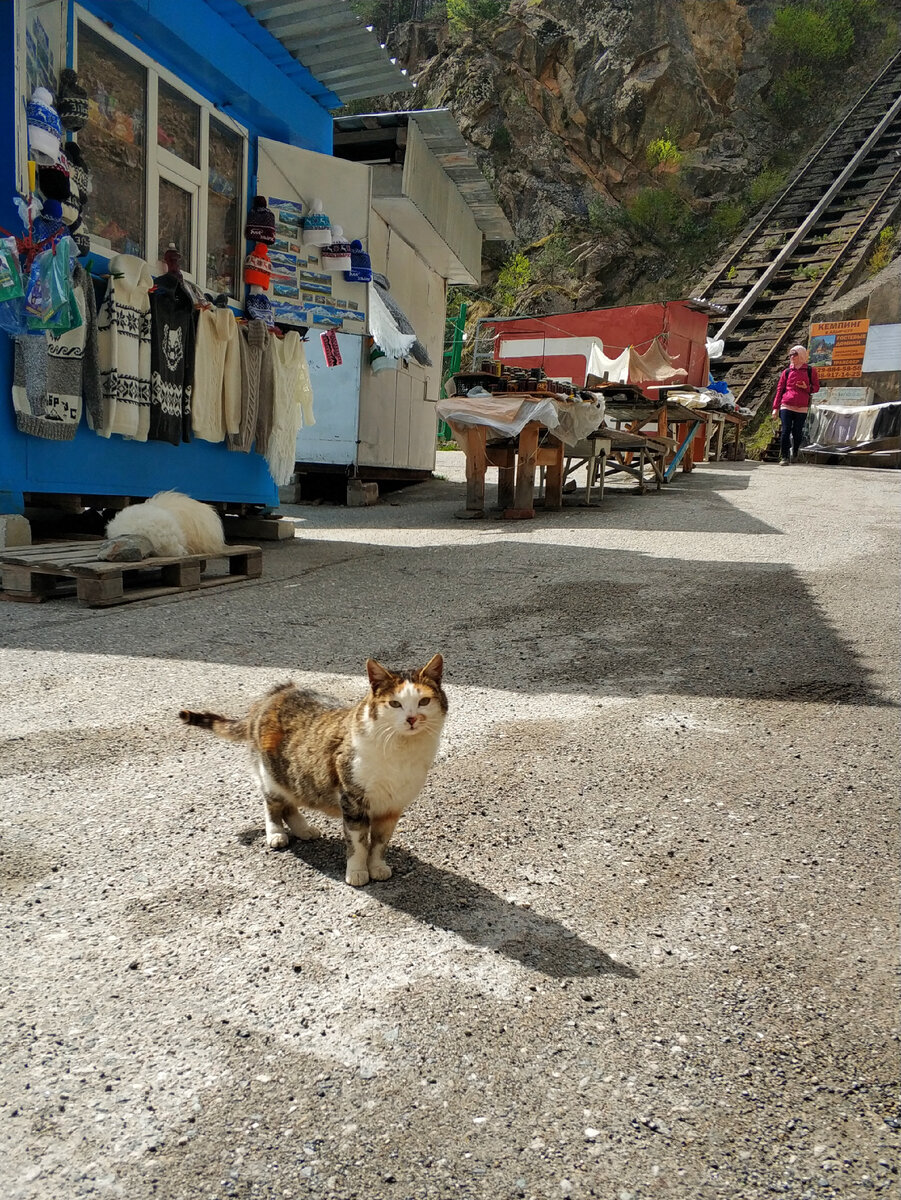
xmin=94 ymin=254 xmax=153 ymax=440
xmin=585 ymin=342 xmax=630 ymax=385
xmin=192 ymin=306 xmax=241 ymax=443
xmin=628 ymin=338 xmax=688 ymax=383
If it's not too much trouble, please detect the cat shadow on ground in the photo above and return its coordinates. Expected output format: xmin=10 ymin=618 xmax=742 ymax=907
xmin=238 ymin=827 xmax=636 ymax=980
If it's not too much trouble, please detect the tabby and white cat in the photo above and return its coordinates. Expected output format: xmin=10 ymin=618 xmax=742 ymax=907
xmin=179 ymin=655 xmax=447 ymax=886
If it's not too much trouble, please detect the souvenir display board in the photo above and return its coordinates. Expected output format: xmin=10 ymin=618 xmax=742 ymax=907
xmin=256 ymin=139 xmax=370 ymax=335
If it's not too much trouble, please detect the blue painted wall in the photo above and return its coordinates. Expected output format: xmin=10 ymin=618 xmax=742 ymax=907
xmin=1 ymin=0 xmax=339 ymax=514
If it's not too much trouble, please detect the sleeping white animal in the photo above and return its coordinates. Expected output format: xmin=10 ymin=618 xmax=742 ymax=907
xmin=105 ymin=491 xmax=227 ymax=558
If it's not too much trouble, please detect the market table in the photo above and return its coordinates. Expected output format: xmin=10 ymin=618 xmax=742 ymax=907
xmin=437 ymin=391 xmax=605 ymax=519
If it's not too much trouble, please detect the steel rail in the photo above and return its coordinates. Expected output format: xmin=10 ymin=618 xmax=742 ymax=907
xmin=736 ymin=160 xmax=901 ymax=407
xmin=716 ymin=90 xmax=901 ymax=342
xmin=704 ymin=49 xmax=901 ymax=295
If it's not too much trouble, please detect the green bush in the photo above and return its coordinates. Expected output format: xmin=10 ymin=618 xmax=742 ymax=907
xmin=587 ymin=195 xmax=626 ymax=235
xmin=447 ymin=0 xmax=504 ymax=34
xmin=625 ymin=187 xmax=693 ymax=244
xmin=646 ymin=136 xmax=683 ymax=170
xmin=749 ymin=168 xmax=789 ymax=209
xmin=867 ymin=226 xmax=897 ymax=275
xmin=710 ymin=201 xmax=747 ymax=236
xmin=494 ymin=250 xmax=532 ymax=313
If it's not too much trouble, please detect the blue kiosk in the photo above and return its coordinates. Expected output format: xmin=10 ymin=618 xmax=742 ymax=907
xmin=1 ymin=0 xmax=411 ymax=515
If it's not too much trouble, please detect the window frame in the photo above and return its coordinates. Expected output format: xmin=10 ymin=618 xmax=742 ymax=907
xmin=73 ymin=6 xmax=248 ymax=297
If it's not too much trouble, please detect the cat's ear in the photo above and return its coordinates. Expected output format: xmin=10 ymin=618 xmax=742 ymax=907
xmin=418 ymin=653 xmax=444 ymax=687
xmin=367 ymin=659 xmax=394 ymax=691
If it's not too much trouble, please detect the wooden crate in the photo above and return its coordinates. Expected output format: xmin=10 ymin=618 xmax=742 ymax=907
xmin=1 ymin=542 xmax=262 ymax=607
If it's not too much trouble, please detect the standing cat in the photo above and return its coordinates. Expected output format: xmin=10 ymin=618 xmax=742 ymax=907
xmin=179 ymin=655 xmax=447 ymax=886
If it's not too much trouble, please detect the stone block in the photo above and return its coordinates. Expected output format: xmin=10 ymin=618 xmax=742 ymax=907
xmin=347 ymin=480 xmax=379 ymax=507
xmin=0 ymin=515 xmax=31 ymax=549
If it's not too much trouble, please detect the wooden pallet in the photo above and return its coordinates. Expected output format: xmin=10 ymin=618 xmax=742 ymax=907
xmin=0 ymin=542 xmax=262 ymax=607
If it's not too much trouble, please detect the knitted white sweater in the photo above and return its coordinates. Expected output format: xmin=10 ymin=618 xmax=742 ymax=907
xmin=94 ymin=254 xmax=153 ymax=441
xmin=192 ymin=307 xmax=242 ymax=443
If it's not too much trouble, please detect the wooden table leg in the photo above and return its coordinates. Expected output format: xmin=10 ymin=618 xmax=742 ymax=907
xmin=543 ymin=436 xmax=564 ymax=510
xmin=458 ymin=425 xmax=488 ymax=518
xmin=506 ymin=422 xmax=539 ymax=519
xmin=715 ymin=419 xmax=726 ymax=461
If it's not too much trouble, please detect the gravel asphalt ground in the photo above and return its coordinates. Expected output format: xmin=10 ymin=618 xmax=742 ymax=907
xmin=1 ymin=454 xmax=898 ymax=1200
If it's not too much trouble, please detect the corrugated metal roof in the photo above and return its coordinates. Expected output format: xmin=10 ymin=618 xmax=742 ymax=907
xmin=230 ymin=0 xmax=414 ymax=104
xmin=333 ymin=109 xmax=514 ymax=241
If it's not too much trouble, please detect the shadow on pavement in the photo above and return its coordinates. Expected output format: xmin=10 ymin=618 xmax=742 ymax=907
xmin=237 ymin=825 xmax=637 ymax=980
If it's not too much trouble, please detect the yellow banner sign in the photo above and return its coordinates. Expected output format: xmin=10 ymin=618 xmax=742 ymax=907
xmin=809 ymin=320 xmax=870 ymax=380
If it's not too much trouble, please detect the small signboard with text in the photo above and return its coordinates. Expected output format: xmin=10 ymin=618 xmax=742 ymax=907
xmin=808 ymin=319 xmax=870 ymax=380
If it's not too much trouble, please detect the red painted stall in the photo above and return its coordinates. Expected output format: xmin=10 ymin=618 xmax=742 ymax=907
xmin=482 ymin=301 xmax=711 ymax=392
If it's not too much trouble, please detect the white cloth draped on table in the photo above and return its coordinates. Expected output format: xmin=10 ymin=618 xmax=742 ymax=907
xmin=436 ymin=393 xmax=604 ymax=447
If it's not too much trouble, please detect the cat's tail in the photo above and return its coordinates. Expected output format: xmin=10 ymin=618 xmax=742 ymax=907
xmin=178 ymin=709 xmax=250 ymax=741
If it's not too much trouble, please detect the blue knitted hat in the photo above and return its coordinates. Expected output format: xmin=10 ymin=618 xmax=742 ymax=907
xmin=246 ymin=290 xmax=273 ymax=324
xmin=302 ymin=199 xmax=331 ymax=247
xmin=344 ymin=239 xmax=372 ymax=284
xmin=27 ymin=87 xmax=62 ymax=164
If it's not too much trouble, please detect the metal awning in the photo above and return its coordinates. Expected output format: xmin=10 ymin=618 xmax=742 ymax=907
xmin=333 ymin=109 xmax=513 ymax=241
xmin=229 ymin=0 xmax=414 ymax=105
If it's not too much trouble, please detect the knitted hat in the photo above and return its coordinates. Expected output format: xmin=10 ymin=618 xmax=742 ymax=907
xmin=38 ymin=153 xmax=70 ymax=201
xmin=321 ymin=225 xmax=352 ymax=273
xmin=244 ymin=196 xmax=275 ymax=245
xmin=67 ymin=215 xmax=90 ymax=256
xmin=61 ymin=198 xmax=80 ymax=226
xmin=344 ymin=239 xmax=372 ymax=284
xmin=245 ymin=290 xmax=273 ymax=324
xmin=57 ymin=68 xmax=88 ymax=132
xmin=789 ymin=344 xmax=809 ymax=364
xmin=163 ymin=242 xmax=183 ymax=277
xmin=244 ymin=243 xmax=271 ymax=289
xmin=301 ymin=198 xmax=331 ymax=247
xmin=32 ymin=199 xmax=67 ymax=248
xmin=26 ymin=87 xmax=62 ymax=164
xmin=64 ymin=142 xmax=90 ymax=202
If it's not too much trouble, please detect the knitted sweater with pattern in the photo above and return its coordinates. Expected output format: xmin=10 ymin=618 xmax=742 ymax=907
xmin=12 ymin=263 xmax=102 ymax=440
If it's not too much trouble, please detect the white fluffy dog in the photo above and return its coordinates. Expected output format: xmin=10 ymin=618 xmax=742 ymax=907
xmin=105 ymin=491 xmax=227 ymax=558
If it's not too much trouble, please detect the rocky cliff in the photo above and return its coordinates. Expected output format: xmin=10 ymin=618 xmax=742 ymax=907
xmin=381 ymin=0 xmax=897 ymax=310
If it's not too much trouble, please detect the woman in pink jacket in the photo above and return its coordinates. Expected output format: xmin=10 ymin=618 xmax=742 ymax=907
xmin=772 ymin=345 xmax=820 ymax=464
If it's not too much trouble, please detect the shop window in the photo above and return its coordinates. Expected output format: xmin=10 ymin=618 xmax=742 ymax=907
xmin=207 ymin=118 xmax=242 ymax=296
xmin=157 ymin=80 xmax=200 ymax=168
xmin=159 ymin=177 xmax=194 ymax=265
xmin=77 ymin=21 xmax=147 ymax=256
xmin=73 ymin=11 xmax=246 ymax=294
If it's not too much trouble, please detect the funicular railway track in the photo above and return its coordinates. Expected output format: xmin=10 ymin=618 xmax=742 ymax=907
xmin=699 ymin=50 xmax=901 ymax=412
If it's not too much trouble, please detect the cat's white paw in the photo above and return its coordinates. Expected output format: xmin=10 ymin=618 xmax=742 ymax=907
xmin=267 ymin=832 xmax=290 ymax=849
xmin=296 ymin=823 xmax=321 ymax=841
xmin=368 ymin=861 xmax=392 ymax=881
xmin=345 ymin=867 xmax=370 ymax=887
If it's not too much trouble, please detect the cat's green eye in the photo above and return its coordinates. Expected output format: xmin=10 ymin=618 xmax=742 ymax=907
xmin=418 ymin=697 xmax=431 ymax=706
xmin=389 ymin=700 xmax=402 ymax=708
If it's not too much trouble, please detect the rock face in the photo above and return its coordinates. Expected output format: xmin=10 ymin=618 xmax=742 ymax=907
xmin=396 ymin=0 xmax=766 ymax=241
xmin=385 ymin=0 xmax=891 ymax=307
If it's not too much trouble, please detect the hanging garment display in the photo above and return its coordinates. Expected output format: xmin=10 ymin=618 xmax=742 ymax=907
xmin=321 ymin=226 xmax=352 ymax=272
xmin=11 ymin=263 xmax=101 ymax=440
xmin=265 ymin=330 xmax=313 ymax=485
xmin=148 ymin=272 xmax=196 ymax=446
xmin=93 ymin=254 xmax=154 ymax=440
xmin=230 ymin=318 xmax=274 ymax=454
xmin=369 ymin=272 xmax=432 ymax=366
xmin=26 ymin=86 xmax=62 ymax=164
xmin=301 ymin=199 xmax=331 ymax=247
xmin=344 ymin=240 xmax=372 ymax=284
xmin=629 ymin=338 xmax=689 ymax=383
xmin=192 ymin=305 xmax=241 ymax=443
xmin=244 ymin=197 xmax=276 ymax=245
